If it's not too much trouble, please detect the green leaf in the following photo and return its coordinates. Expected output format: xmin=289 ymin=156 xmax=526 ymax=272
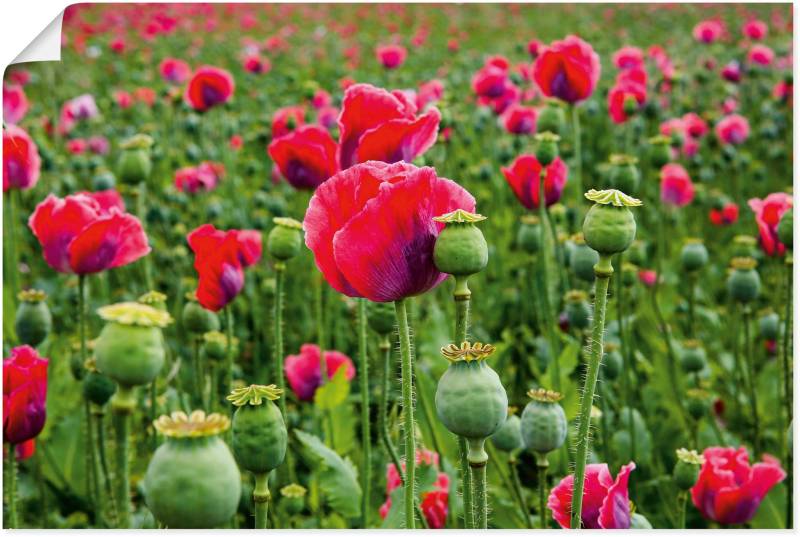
xmin=314 ymin=366 xmax=350 ymax=411
xmin=294 ymin=429 xmax=362 ymax=519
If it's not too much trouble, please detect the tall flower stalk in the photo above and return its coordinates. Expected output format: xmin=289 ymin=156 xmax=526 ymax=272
xmin=357 ymin=298 xmax=370 ymax=527
xmin=393 ymin=298 xmax=416 ymax=529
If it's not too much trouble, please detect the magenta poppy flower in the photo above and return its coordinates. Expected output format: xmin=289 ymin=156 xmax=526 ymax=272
xmin=721 ymin=61 xmax=742 ymax=83
xmin=715 ymin=114 xmax=750 ymax=145
xmin=312 ymin=89 xmax=332 ymax=109
xmin=337 ymin=84 xmax=440 ymax=170
xmin=304 ymin=161 xmax=474 ymax=302
xmin=638 ymin=269 xmax=658 ymax=287
xmin=83 ymin=189 xmax=125 ymax=213
xmin=660 ymin=163 xmax=694 ymax=207
xmin=691 ymin=446 xmax=785 ymax=525
xmin=693 ymin=20 xmax=724 ymax=43
xmin=747 ymin=44 xmax=775 ymax=66
xmin=184 ymin=66 xmax=235 ymax=112
xmin=268 ymin=125 xmax=339 ymax=190
xmin=28 ymin=192 xmax=150 ymax=275
xmin=159 ymin=58 xmax=191 ymax=84
xmin=272 ymin=105 xmax=306 ymax=139
xmin=710 ymin=202 xmax=740 ymax=226
xmin=3 ymin=124 xmax=41 ymax=193
xmin=58 ymin=94 xmax=99 ymax=134
xmin=748 ymin=192 xmax=793 ymax=256
xmin=87 ymin=135 xmax=110 ymax=155
xmin=67 ymin=138 xmax=87 ymax=155
xmin=243 ymin=55 xmax=271 ymax=74
xmin=3 ymin=346 xmax=48 ymax=447
xmin=284 ymin=343 xmax=355 ymax=401
xmin=379 ymin=449 xmax=450 ymax=528
xmin=527 ymin=39 xmax=543 ymax=59
xmin=187 ymin=224 xmax=262 ymax=312
xmin=174 ymin=161 xmax=225 ymax=194
xmin=3 ymin=84 xmax=28 ymax=125
xmin=533 ymin=35 xmax=601 ymax=104
xmin=375 ymin=44 xmax=407 ymax=69
xmin=417 ymin=79 xmax=444 ymax=110
xmin=773 ymin=80 xmax=792 ymax=104
xmin=502 ymin=155 xmax=568 ymax=210
xmin=742 ymin=19 xmax=768 ymax=40
xmin=607 ymin=79 xmax=646 ymax=124
xmin=471 ymin=61 xmax=509 ymax=99
xmin=479 ymin=80 xmax=520 ymax=115
xmin=501 ymin=104 xmax=538 ymax=135
xmin=548 ymin=462 xmax=636 ymax=529
xmin=682 ymin=112 xmax=709 ymax=138
xmin=612 ymin=46 xmax=644 ymax=70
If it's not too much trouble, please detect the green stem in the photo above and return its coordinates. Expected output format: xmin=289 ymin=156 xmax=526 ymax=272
xmin=471 ymin=460 xmax=488 ymax=529
xmin=8 ymin=443 xmax=18 ymax=528
xmin=742 ymin=306 xmax=761 ymax=455
xmin=394 ymin=299 xmax=416 ymax=529
xmin=274 ymin=264 xmax=287 ymax=417
xmin=315 ymin=273 xmax=328 ymax=381
xmin=687 ymin=274 xmax=696 ymax=338
xmin=357 ymin=299 xmax=371 ymax=528
xmin=616 ymin=263 xmax=636 ymax=462
xmin=94 ymin=406 xmax=118 ymax=527
xmin=111 ymin=386 xmax=135 ymax=528
xmin=225 ymin=307 xmax=234 ymax=401
xmin=536 ymin=454 xmax=549 ymax=529
xmin=782 ymin=258 xmax=793 ymax=529
xmin=452 ymin=277 xmax=475 ymax=528
xmin=137 ymin=181 xmax=153 ymax=291
xmin=571 ymin=255 xmax=613 ymax=529
xmin=508 ymin=455 xmax=532 ymax=527
xmin=538 ymin=173 xmax=560 ymax=391
xmin=85 ymin=398 xmax=101 ymax=522
xmin=678 ymin=490 xmax=688 ymax=529
xmin=254 ymin=472 xmax=271 ymax=529
xmin=572 ymin=105 xmax=583 ymax=201
xmin=458 ymin=437 xmax=475 ymax=528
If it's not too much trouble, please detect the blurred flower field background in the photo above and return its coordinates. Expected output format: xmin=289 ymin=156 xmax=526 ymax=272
xmin=1 ymin=2 xmax=794 ymax=530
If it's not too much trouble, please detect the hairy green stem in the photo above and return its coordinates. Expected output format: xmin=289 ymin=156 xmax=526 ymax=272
xmin=8 ymin=443 xmax=18 ymax=528
xmin=254 ymin=472 xmax=271 ymax=529
xmin=472 ymin=461 xmax=488 ymax=529
xmin=357 ymin=299 xmax=371 ymax=528
xmin=536 ymin=454 xmax=549 ymax=529
xmin=538 ymin=172 xmax=560 ymax=391
xmin=571 ymin=255 xmax=612 ymax=529
xmin=509 ymin=455 xmax=532 ymax=527
xmin=274 ymin=264 xmax=287 ymax=417
xmin=453 ymin=277 xmax=475 ymax=528
xmin=94 ymin=406 xmax=118 ymax=527
xmin=616 ymin=262 xmax=636 ymax=462
xmin=111 ymin=386 xmax=135 ymax=528
xmin=315 ymin=273 xmax=328 ymax=381
xmin=678 ymin=490 xmax=688 ymax=529
xmin=394 ymin=299 xmax=416 ymax=529
xmin=224 ymin=307 xmax=234 ymax=402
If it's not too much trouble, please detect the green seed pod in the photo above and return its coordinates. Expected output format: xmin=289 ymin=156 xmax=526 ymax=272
xmin=15 ymin=289 xmax=52 ymax=347
xmin=686 ymin=389 xmax=711 ymax=420
xmin=82 ymin=359 xmax=117 ymax=406
xmin=182 ymin=293 xmax=220 ymax=334
xmin=621 ymin=262 xmax=638 ymax=287
xmin=367 ymin=301 xmax=396 ymax=336
xmin=280 ymin=484 xmax=307 ymax=516
xmin=673 ymin=448 xmax=704 ymax=490
xmin=727 ymin=257 xmax=761 ymax=303
xmin=267 ymin=217 xmax=303 ymax=261
xmin=202 ymin=331 xmax=233 ymax=362
xmin=732 ymin=235 xmax=758 ymax=258
xmin=630 ymin=513 xmax=653 ymax=529
xmin=565 ymin=290 xmax=591 ymax=330
xmin=144 ymin=411 xmax=241 ymax=528
xmin=516 ymin=215 xmax=542 ymax=254
xmin=570 ymin=236 xmax=600 ymax=282
xmin=520 ymin=389 xmax=567 ymax=454
xmin=117 ymin=134 xmax=153 ymax=185
xmin=679 ymin=340 xmax=707 ymax=373
xmin=602 ymin=342 xmax=623 ymax=381
xmin=228 ymin=385 xmax=288 ymax=475
xmin=537 ymin=102 xmax=566 ymax=136
xmin=433 ymin=209 xmax=489 ymax=277
xmin=680 ymin=239 xmax=709 ymax=272
xmin=490 ymin=411 xmax=524 ymax=452
xmin=778 ymin=208 xmax=793 ymax=249
xmin=582 ymin=189 xmax=641 ymax=256
xmin=648 ymin=135 xmax=672 ymax=167
xmin=608 ymin=154 xmax=640 ymax=195
xmin=627 ymin=240 xmax=647 ymax=266
xmin=534 ymin=132 xmax=560 ymax=166
xmin=92 ymin=170 xmax=116 ymax=191
xmin=759 ymin=310 xmax=780 ymax=340
xmin=435 ymin=342 xmax=508 ymax=464
xmin=94 ymin=302 xmax=172 ymax=388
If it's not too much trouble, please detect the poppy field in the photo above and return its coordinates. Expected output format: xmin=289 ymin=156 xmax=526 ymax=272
xmin=1 ymin=2 xmax=795 ymax=530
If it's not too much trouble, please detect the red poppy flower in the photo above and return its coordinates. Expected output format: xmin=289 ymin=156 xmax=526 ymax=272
xmin=268 ymin=125 xmax=339 ymax=190
xmin=3 ymin=346 xmax=49 ymax=447
xmin=710 ymin=202 xmax=740 ymax=226
xmin=715 ymin=114 xmax=750 ymax=145
xmin=174 ymin=161 xmax=225 ymax=194
xmin=420 ymin=490 xmax=449 ymax=528
xmin=28 ymin=192 xmax=150 ymax=275
xmin=159 ymin=58 xmax=191 ymax=84
xmin=721 ymin=61 xmax=742 ymax=83
xmin=184 ymin=66 xmax=235 ymax=112
xmin=284 ymin=343 xmax=355 ymax=401
xmin=548 ymin=462 xmax=636 ymax=528
xmin=638 ymin=269 xmax=658 ymax=287
xmin=187 ymin=224 xmax=262 ymax=312
xmin=3 ymin=84 xmax=28 ymax=125
xmin=607 ymin=79 xmax=646 ymax=124
xmin=693 ymin=20 xmax=724 ymax=43
xmin=304 ymin=161 xmax=474 ymax=302
xmin=67 ymin=138 xmax=87 ymax=155
xmin=479 ymin=80 xmax=520 ymax=115
xmin=272 ymin=105 xmax=306 ymax=139
xmin=417 ymin=79 xmax=444 ymax=110
xmin=527 ymin=39 xmax=543 ymax=59
xmin=379 ymin=449 xmax=449 ymax=527
xmin=660 ymin=163 xmax=694 ymax=207
xmin=3 ymin=125 xmax=41 ymax=193
xmin=742 ymin=19 xmax=768 ymax=40
xmin=748 ymin=192 xmax=793 ymax=256
xmin=471 ymin=60 xmax=509 ymax=99
xmin=747 ymin=44 xmax=775 ymax=66
xmin=533 ymin=35 xmax=601 ymax=104
xmin=501 ymin=104 xmax=538 ymax=135
xmin=243 ymin=55 xmax=271 ymax=74
xmin=84 ymin=189 xmax=125 ymax=213
xmin=682 ymin=112 xmax=709 ymax=138
xmin=337 ymin=84 xmax=440 ymax=170
xmin=612 ymin=46 xmax=645 ymax=70
xmin=502 ymin=155 xmax=568 ymax=210
xmin=691 ymin=447 xmax=785 ymax=525
xmin=375 ymin=44 xmax=407 ymax=69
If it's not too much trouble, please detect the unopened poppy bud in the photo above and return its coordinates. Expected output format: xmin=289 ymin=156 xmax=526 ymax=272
xmin=608 ymin=154 xmax=640 ymax=195
xmin=490 ymin=408 xmax=524 ymax=452
xmin=433 ymin=209 xmax=488 ymax=277
xmin=537 ymin=101 xmax=566 ymax=135
xmin=673 ymin=448 xmax=704 ymax=490
xmin=182 ymin=291 xmax=220 ymax=334
xmin=564 ymin=290 xmax=591 ymax=330
xmin=582 ymin=189 xmax=642 ymax=257
xmin=680 ymin=239 xmax=709 ymax=272
xmin=727 ymin=257 xmax=760 ymax=303
xmin=648 ymin=135 xmax=671 ymax=167
xmin=228 ymin=385 xmax=288 ymax=475
xmin=778 ymin=208 xmax=793 ymax=249
xmin=759 ymin=310 xmax=780 ymax=340
xmin=680 ymin=340 xmax=707 ymax=373
xmin=367 ymin=301 xmax=396 ymax=336
xmin=267 ymin=217 xmax=303 ymax=261
xmin=280 ymin=484 xmax=307 ymax=515
xmin=534 ymin=131 xmax=560 ymax=166
xmin=82 ymin=358 xmax=117 ymax=406
xmin=520 ymin=388 xmax=567 ymax=455
xmin=15 ymin=289 xmax=52 ymax=347
xmin=517 ymin=215 xmax=542 ymax=254
xmin=569 ymin=234 xmax=600 ymax=282
xmin=117 ymin=134 xmax=153 ymax=185
xmin=602 ymin=342 xmax=623 ymax=380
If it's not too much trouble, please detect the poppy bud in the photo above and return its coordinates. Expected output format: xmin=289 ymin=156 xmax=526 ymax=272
xmin=534 ymin=132 xmax=560 ymax=166
xmin=564 ymin=290 xmax=591 ymax=330
xmin=433 ymin=209 xmax=488 ymax=278
xmin=608 ymin=154 xmax=640 ymax=195
xmin=117 ymin=134 xmax=153 ymax=185
xmin=82 ymin=358 xmax=117 ymax=406
xmin=778 ymin=208 xmax=793 ymax=249
xmin=569 ymin=234 xmax=600 ymax=282
xmin=582 ymin=189 xmax=642 ymax=256
xmin=602 ymin=342 xmax=623 ymax=380
xmin=95 ymin=302 xmax=173 ymax=388
xmin=621 ymin=262 xmax=638 ymax=287
xmin=679 ymin=340 xmax=707 ymax=373
xmin=367 ymin=301 xmax=396 ymax=336
xmin=727 ymin=257 xmax=760 ymax=303
xmin=228 ymin=385 xmax=288 ymax=475
xmin=182 ymin=292 xmax=220 ymax=334
xmin=648 ymin=135 xmax=671 ymax=167
xmin=280 ymin=484 xmax=307 ymax=516
xmin=537 ymin=102 xmax=566 ymax=136
xmin=490 ymin=410 xmax=524 ymax=452
xmin=517 ymin=215 xmax=542 ymax=254
xmin=267 ymin=217 xmax=303 ymax=261
xmin=673 ymin=448 xmax=704 ymax=490
xmin=758 ymin=310 xmax=780 ymax=340
xmin=680 ymin=239 xmax=709 ymax=272
xmin=15 ymin=289 xmax=52 ymax=347
xmin=520 ymin=388 xmax=567 ymax=454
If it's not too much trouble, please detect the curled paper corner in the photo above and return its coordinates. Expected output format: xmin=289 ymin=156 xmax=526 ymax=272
xmin=11 ymin=11 xmax=64 ymax=65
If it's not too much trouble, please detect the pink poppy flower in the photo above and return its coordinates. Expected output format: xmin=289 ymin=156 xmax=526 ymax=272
xmin=184 ymin=66 xmax=235 ymax=112
xmin=66 ymin=138 xmax=87 ymax=155
xmin=660 ymin=163 xmax=694 ymax=207
xmin=375 ymin=44 xmax=407 ymax=69
xmin=710 ymin=202 xmax=740 ymax=226
xmin=379 ymin=449 xmax=449 ymax=528
xmin=174 ymin=162 xmax=225 ymax=195
xmin=742 ymin=20 xmax=768 ymax=40
xmin=502 ymin=155 xmax=568 ymax=210
xmin=312 ymin=89 xmax=332 ymax=109
xmin=479 ymin=80 xmax=520 ymax=115
xmin=4 ymin=346 xmax=49 ymax=447
xmin=3 ymin=125 xmax=41 ymax=193
xmin=607 ymin=79 xmax=646 ymax=124
xmin=243 ymin=55 xmax=271 ymax=74
xmin=417 ymin=79 xmax=444 ymax=110
xmin=3 ymin=84 xmax=28 ymax=125
xmin=612 ymin=46 xmax=645 ymax=70
xmin=693 ymin=20 xmax=724 ymax=43
xmin=159 ymin=58 xmax=191 ymax=84
xmin=638 ymin=270 xmax=658 ymax=287
xmin=533 ymin=35 xmax=601 ymax=104
xmin=87 ymin=136 xmax=110 ymax=155
xmin=527 ymin=38 xmax=543 ymax=59
xmin=747 ymin=44 xmax=775 ymax=66
xmin=715 ymin=114 xmax=750 ymax=145
xmin=691 ymin=446 xmax=785 ymax=525
xmin=272 ymin=106 xmax=306 ymax=139
xmin=748 ymin=192 xmax=793 ymax=256
xmin=721 ymin=61 xmax=742 ymax=83
xmin=548 ymin=462 xmax=636 ymax=528
xmin=284 ymin=343 xmax=355 ymax=401
xmin=58 ymin=94 xmax=99 ymax=134
xmin=472 ymin=60 xmax=509 ymax=99
xmin=268 ymin=125 xmax=339 ymax=190
xmin=501 ymin=104 xmax=538 ymax=135
xmin=682 ymin=112 xmax=708 ymax=138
